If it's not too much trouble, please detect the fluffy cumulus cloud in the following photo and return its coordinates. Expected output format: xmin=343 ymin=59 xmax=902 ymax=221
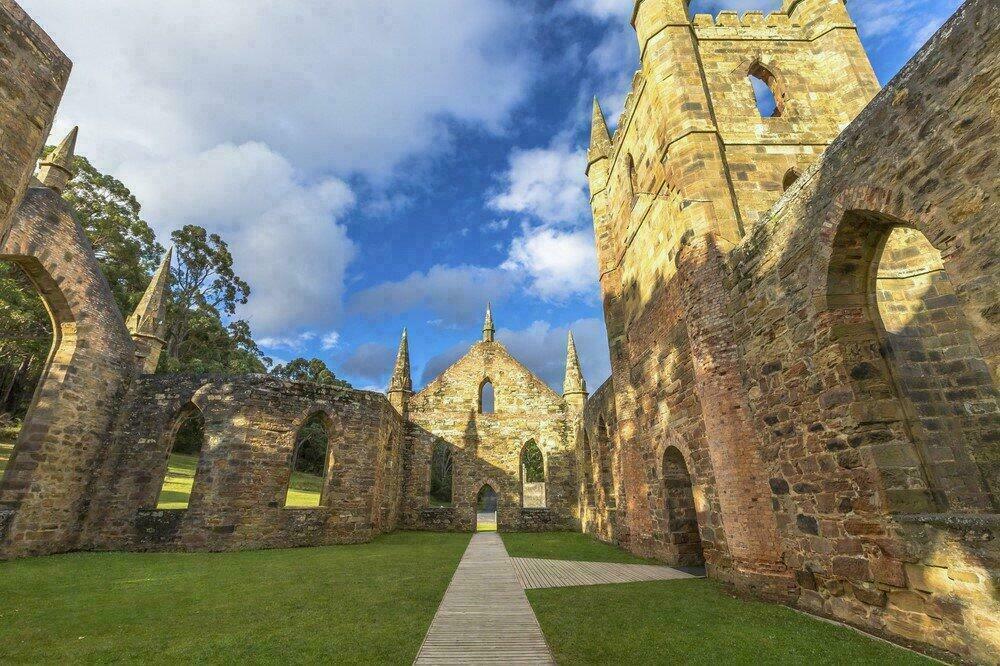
xmin=417 ymin=318 xmax=610 ymax=390
xmin=29 ymin=0 xmax=535 ymax=336
xmin=502 ymin=227 xmax=598 ymax=300
xmin=340 ymin=343 xmax=397 ymax=384
xmin=488 ymin=141 xmax=589 ymax=225
xmin=350 ymin=265 xmax=520 ymax=327
xmin=122 ymin=142 xmax=356 ymax=334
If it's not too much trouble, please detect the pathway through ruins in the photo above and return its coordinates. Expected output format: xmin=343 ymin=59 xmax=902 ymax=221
xmin=413 ymin=532 xmax=699 ymax=664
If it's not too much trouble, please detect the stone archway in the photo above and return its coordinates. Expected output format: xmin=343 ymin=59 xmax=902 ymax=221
xmin=476 ymin=484 xmax=498 ymax=532
xmin=661 ymin=446 xmax=704 ymax=567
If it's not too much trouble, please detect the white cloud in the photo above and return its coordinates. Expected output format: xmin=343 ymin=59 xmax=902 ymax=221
xmin=122 ymin=142 xmax=356 ymax=335
xmin=350 ymin=264 xmax=519 ymax=326
xmin=340 ymin=342 xmax=396 ymax=384
xmin=488 ymin=142 xmax=589 ymax=225
xmin=566 ymin=0 xmax=632 ymax=20
xmin=497 ymin=318 xmax=611 ymax=391
xmin=503 ymin=226 xmax=598 ymax=301
xmin=321 ymin=332 xmax=341 ymax=351
xmin=36 ymin=0 xmax=533 ymax=177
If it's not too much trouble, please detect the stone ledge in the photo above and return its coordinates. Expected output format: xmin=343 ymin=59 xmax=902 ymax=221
xmin=893 ymin=513 xmax=1000 ymax=529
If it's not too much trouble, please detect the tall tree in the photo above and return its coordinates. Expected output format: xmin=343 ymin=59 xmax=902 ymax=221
xmin=271 ymin=358 xmax=351 ymax=388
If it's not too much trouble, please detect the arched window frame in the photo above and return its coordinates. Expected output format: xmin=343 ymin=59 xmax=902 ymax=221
xmin=283 ymin=410 xmax=334 ymax=508
xmin=429 ymin=439 xmax=455 ymax=507
xmin=746 ymin=59 xmax=787 ymax=119
xmin=520 ymin=439 xmax=547 ymax=509
xmin=154 ymin=401 xmax=206 ymax=509
xmin=478 ymin=377 xmax=495 ymax=414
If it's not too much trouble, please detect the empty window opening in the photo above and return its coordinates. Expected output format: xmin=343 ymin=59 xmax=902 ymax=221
xmin=748 ymin=62 xmax=783 ymax=118
xmin=521 ymin=439 xmax=546 ymax=508
xmin=0 ymin=261 xmax=53 ymax=473
xmin=662 ymin=447 xmax=705 ymax=567
xmin=828 ymin=212 xmax=998 ymax=511
xmin=783 ymin=168 xmax=801 ymax=191
xmin=479 ymin=379 xmax=495 ymax=414
xmin=625 ymin=153 xmax=638 ymax=208
xmin=596 ymin=416 xmax=616 ymax=507
xmin=284 ymin=412 xmax=330 ymax=508
xmin=476 ymin=484 xmax=498 ymax=531
xmin=429 ymin=440 xmax=454 ymax=507
xmin=156 ymin=405 xmax=205 ymax=509
xmin=581 ymin=429 xmax=596 ymax=508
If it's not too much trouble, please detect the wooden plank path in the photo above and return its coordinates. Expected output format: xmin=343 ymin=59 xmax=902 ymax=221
xmin=510 ymin=557 xmax=700 ymax=590
xmin=414 ymin=533 xmax=555 ymax=665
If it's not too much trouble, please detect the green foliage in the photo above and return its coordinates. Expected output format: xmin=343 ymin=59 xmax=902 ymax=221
xmin=0 ymin=266 xmax=50 ymax=416
xmin=429 ymin=441 xmax=454 ymax=505
xmin=162 ymin=225 xmax=267 ymax=375
xmin=171 ymin=411 xmax=205 ymax=456
xmin=522 ymin=440 xmax=544 ymax=483
xmin=293 ymin=413 xmax=329 ymax=477
xmin=271 ymin=357 xmax=351 ymax=388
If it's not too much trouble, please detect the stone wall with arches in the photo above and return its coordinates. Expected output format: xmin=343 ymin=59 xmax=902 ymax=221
xmin=401 ymin=339 xmax=578 ymax=532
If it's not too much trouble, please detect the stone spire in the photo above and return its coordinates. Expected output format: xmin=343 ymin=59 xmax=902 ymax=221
xmin=389 ymin=328 xmax=412 ymax=393
xmin=563 ymin=331 xmax=588 ymax=398
xmin=483 ymin=303 xmax=495 ymax=342
xmin=388 ymin=328 xmax=413 ymax=417
xmin=38 ymin=126 xmax=78 ymax=193
xmin=587 ymin=98 xmax=612 ymax=167
xmin=126 ymin=246 xmax=173 ymax=374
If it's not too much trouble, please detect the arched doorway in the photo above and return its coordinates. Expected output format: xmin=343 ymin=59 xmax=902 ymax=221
xmin=476 ymin=484 xmax=498 ymax=532
xmin=283 ymin=412 xmax=331 ymax=508
xmin=155 ymin=404 xmax=206 ymax=509
xmin=662 ymin=447 xmax=704 ymax=567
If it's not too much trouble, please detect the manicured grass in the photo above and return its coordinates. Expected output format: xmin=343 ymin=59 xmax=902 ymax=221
xmin=156 ymin=453 xmax=323 ymax=509
xmin=502 ymin=531 xmax=657 ymax=564
xmin=527 ymin=579 xmax=934 ymax=665
xmin=0 ymin=531 xmax=471 ymax=664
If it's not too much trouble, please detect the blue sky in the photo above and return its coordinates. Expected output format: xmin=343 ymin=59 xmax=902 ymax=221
xmin=30 ymin=0 xmax=961 ymax=391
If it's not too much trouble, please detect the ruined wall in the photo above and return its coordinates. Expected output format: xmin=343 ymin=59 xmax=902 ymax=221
xmin=0 ymin=186 xmax=137 ymax=557
xmin=83 ymin=375 xmax=403 ymax=552
xmin=402 ymin=341 xmax=577 ymax=532
xmin=728 ymin=1 xmax=998 ymax=658
xmin=0 ymin=0 xmax=70 ymax=230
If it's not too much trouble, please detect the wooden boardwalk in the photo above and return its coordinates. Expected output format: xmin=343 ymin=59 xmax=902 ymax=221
xmin=414 ymin=533 xmax=555 ymax=665
xmin=510 ymin=557 xmax=699 ymax=589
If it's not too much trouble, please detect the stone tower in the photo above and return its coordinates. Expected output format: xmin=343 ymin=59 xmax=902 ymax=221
xmin=388 ymin=328 xmax=413 ymax=417
xmin=126 ymin=247 xmax=172 ymax=374
xmin=588 ymin=0 xmax=881 ymax=592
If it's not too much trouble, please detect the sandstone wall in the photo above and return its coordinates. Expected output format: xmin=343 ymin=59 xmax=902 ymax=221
xmin=83 ymin=375 xmax=404 ymax=552
xmin=0 ymin=0 xmax=70 ymax=232
xmin=403 ymin=341 xmax=577 ymax=532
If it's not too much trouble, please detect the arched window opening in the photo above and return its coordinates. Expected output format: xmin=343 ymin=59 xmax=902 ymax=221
xmin=625 ymin=153 xmax=638 ymax=208
xmin=479 ymin=379 xmax=495 ymax=414
xmin=476 ymin=484 xmax=498 ymax=532
xmin=156 ymin=405 xmax=205 ymax=509
xmin=581 ymin=429 xmax=596 ymax=508
xmin=284 ymin=412 xmax=330 ymax=508
xmin=521 ymin=439 xmax=546 ymax=508
xmin=782 ymin=168 xmax=801 ymax=192
xmin=748 ymin=62 xmax=783 ymax=118
xmin=827 ymin=212 xmax=997 ymax=511
xmin=596 ymin=416 xmax=616 ymax=507
xmin=0 ymin=261 xmax=53 ymax=474
xmin=662 ymin=447 xmax=704 ymax=566
xmin=429 ymin=440 xmax=454 ymax=507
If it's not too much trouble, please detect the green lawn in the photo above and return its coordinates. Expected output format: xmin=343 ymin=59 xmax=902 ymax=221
xmin=157 ymin=453 xmax=323 ymax=509
xmin=502 ymin=531 xmax=656 ymax=564
xmin=505 ymin=533 xmax=933 ymax=665
xmin=0 ymin=531 xmax=471 ymax=664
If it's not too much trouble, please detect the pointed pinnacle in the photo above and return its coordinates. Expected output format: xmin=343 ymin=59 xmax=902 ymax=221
xmin=563 ymin=330 xmax=587 ymax=395
xmin=483 ymin=302 xmax=495 ymax=342
xmin=38 ymin=126 xmax=79 ymax=192
xmin=588 ymin=98 xmax=612 ymax=163
xmin=389 ymin=327 xmax=412 ymax=392
xmin=127 ymin=246 xmax=172 ymax=338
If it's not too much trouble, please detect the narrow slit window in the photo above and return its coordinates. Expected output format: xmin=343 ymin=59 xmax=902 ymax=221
xmin=429 ymin=440 xmax=454 ymax=507
xmin=479 ymin=379 xmax=494 ymax=414
xmin=783 ymin=168 xmax=801 ymax=191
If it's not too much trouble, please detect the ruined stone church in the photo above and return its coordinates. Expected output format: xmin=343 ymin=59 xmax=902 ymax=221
xmin=0 ymin=0 xmax=996 ymax=662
